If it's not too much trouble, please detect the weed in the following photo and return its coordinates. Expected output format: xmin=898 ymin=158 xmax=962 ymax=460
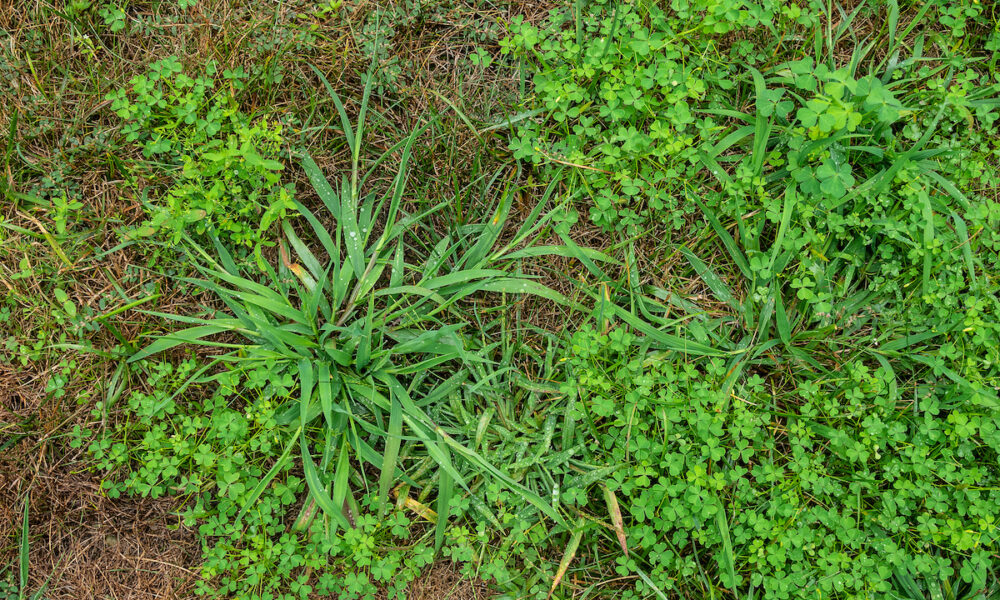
xmin=9 ymin=0 xmax=1000 ymax=598
xmin=108 ymin=56 xmax=296 ymax=262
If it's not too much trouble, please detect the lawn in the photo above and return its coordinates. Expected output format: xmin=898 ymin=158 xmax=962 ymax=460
xmin=2 ymin=1 xmax=1000 ymax=599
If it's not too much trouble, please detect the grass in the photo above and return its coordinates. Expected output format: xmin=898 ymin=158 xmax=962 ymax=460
xmin=2 ymin=0 xmax=1000 ymax=599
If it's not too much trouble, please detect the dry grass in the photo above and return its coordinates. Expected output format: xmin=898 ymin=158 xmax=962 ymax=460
xmin=401 ymin=562 xmax=494 ymax=600
xmin=0 ymin=441 xmax=198 ymax=600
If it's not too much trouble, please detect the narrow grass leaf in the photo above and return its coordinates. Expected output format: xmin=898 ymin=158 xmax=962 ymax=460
xmin=775 ymin=294 xmax=792 ymax=346
xmin=716 ymin=500 xmax=739 ymax=596
xmin=20 ymin=492 xmax=29 ymax=599
xmin=331 ymin=435 xmax=353 ymax=528
xmin=949 ymin=211 xmax=977 ymax=285
xmin=602 ymin=485 xmax=628 ymax=556
xmin=679 ymin=247 xmax=741 ymax=315
xmin=378 ymin=390 xmax=403 ymax=517
xmin=478 ymin=108 xmax=546 ymax=133
xmin=635 ymin=567 xmax=669 ymax=600
xmin=423 ymin=269 xmax=509 ymax=290
xmin=309 ymin=65 xmax=354 ymax=156
xmin=506 ymin=245 xmax=620 ymax=264
xmin=435 ymin=459 xmax=454 ymax=553
xmin=769 ymin=186 xmax=796 ymax=272
xmin=478 ymin=278 xmax=571 ymax=306
xmin=693 ymin=199 xmax=751 ymax=279
xmin=237 ymin=426 xmax=301 ymax=527
xmin=548 ymin=518 xmax=586 ymax=599
xmin=607 ymin=302 xmax=723 ymax=356
xmin=300 ymin=431 xmax=350 ymax=529
xmin=298 ymin=361 xmax=350 ymax=529
xmin=920 ymin=190 xmax=934 ymax=297
xmin=128 ymin=325 xmax=234 ymax=363
xmin=911 ymin=355 xmax=1000 ymax=409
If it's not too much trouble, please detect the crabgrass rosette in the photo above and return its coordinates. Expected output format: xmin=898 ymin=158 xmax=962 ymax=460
xmin=129 ymin=69 xmax=580 ymax=549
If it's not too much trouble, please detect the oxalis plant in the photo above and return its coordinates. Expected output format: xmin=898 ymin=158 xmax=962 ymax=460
xmin=129 ymin=68 xmax=572 ymax=548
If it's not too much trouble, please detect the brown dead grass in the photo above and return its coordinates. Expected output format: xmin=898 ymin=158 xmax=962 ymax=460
xmin=0 ymin=441 xmax=198 ymax=600
xmin=398 ymin=562 xmax=494 ymax=600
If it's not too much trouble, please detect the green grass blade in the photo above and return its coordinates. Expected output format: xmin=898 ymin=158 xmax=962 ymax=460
xmin=709 ymin=125 xmax=754 ymax=158
xmin=693 ymin=198 xmax=751 ymax=279
xmin=282 ymin=220 xmax=324 ymax=281
xmin=377 ymin=125 xmax=424 ymax=254
xmin=911 ymin=355 xmax=1000 ymax=409
xmin=435 ymin=458 xmax=453 ymax=553
xmin=352 ymin=68 xmax=375 ymax=192
xmin=949 ymin=211 xmax=976 ymax=285
xmin=478 ymin=278 xmax=572 ymax=306
xmin=716 ymin=500 xmax=738 ymax=596
xmin=377 ymin=389 xmax=403 ymax=517
xmin=775 ymin=293 xmax=792 ymax=346
xmin=679 ymin=247 xmax=741 ymax=316
xmin=635 ymin=566 xmax=669 ymax=600
xmin=556 ymin=231 xmax=610 ymax=281
xmin=331 ymin=435 xmax=353 ymax=528
xmin=301 ymin=153 xmax=342 ymax=220
xmin=478 ymin=107 xmax=546 ymax=133
xmin=318 ymin=362 xmax=335 ymax=427
xmin=423 ymin=269 xmax=509 ymax=290
xmin=748 ymin=67 xmax=772 ymax=176
xmin=237 ymin=425 xmax=301 ymax=527
xmin=297 ymin=360 xmax=349 ymax=528
xmin=20 ymin=493 xmax=28 ymax=600
xmin=300 ymin=430 xmax=350 ymax=529
xmin=893 ymin=568 xmax=923 ymax=599
xmin=768 ymin=185 xmax=796 ymax=273
xmin=698 ymin=152 xmax=733 ymax=187
xmin=606 ymin=301 xmax=724 ymax=356
xmin=920 ymin=190 xmax=934 ymax=298
xmin=128 ymin=324 xmax=236 ymax=363
xmin=886 ymin=0 xmax=899 ymax=53
xmin=548 ymin=517 xmax=586 ymax=599
xmin=428 ymin=89 xmax=483 ymax=143
xmin=309 ymin=64 xmax=354 ymax=156
xmin=505 ymin=245 xmax=620 ymax=265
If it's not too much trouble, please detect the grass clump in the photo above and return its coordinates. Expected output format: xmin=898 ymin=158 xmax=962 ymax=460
xmin=86 ymin=74 xmax=577 ymax=598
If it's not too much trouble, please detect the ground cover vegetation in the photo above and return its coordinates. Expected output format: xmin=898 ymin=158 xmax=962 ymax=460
xmin=2 ymin=1 xmax=1000 ymax=600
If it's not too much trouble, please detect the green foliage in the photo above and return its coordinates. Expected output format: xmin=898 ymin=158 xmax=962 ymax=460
xmin=107 ymin=56 xmax=295 ymax=258
xmin=97 ymin=3 xmax=126 ymax=32
xmin=34 ymin=1 xmax=1000 ymax=598
xmin=0 ymin=494 xmax=52 ymax=600
xmin=476 ymin=1 xmax=1000 ymax=598
xmin=547 ymin=325 xmax=999 ymax=598
xmin=502 ymin=0 xmax=1000 ymax=235
xmin=80 ymin=358 xmax=437 ymax=600
xmin=0 ymin=578 xmax=15 ymax=600
xmin=102 ymin=70 xmax=587 ymax=598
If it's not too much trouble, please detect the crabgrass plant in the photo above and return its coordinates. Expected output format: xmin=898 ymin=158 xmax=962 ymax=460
xmin=482 ymin=1 xmax=1000 ymax=598
xmin=128 ymin=70 xmax=579 ymax=555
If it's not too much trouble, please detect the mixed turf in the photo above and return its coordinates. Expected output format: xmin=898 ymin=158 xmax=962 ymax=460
xmin=3 ymin=1 xmax=1000 ymax=599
